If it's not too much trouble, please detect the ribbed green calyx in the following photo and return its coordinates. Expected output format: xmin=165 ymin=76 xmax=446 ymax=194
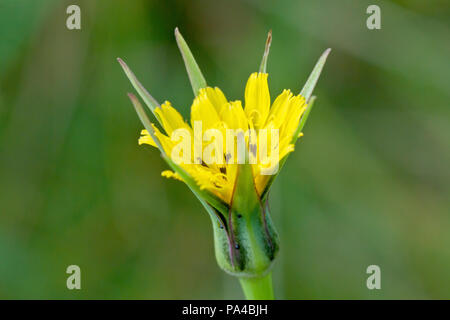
xmin=211 ymin=163 xmax=279 ymax=277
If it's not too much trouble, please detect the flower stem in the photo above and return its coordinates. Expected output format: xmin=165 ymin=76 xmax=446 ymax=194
xmin=239 ymin=272 xmax=274 ymax=300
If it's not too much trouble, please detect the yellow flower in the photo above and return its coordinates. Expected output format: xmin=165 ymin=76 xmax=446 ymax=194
xmin=118 ymin=29 xmax=330 ymax=283
xmin=139 ymin=73 xmax=307 ymax=204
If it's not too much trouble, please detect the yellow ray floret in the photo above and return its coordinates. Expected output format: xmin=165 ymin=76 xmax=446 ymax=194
xmin=139 ymin=72 xmax=307 ymax=203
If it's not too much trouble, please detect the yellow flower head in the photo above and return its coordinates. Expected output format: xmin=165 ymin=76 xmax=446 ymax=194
xmin=139 ymin=73 xmax=307 ymax=204
xmin=119 ymin=29 xmax=330 ymax=279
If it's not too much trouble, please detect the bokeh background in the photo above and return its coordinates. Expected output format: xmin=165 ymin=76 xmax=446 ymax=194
xmin=0 ymin=0 xmax=449 ymax=299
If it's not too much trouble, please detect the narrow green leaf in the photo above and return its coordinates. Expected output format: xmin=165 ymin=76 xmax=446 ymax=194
xmin=175 ymin=27 xmax=207 ymax=96
xmin=259 ymin=30 xmax=272 ymax=73
xmin=300 ymin=48 xmax=331 ymax=101
xmin=118 ymin=58 xmax=161 ymax=123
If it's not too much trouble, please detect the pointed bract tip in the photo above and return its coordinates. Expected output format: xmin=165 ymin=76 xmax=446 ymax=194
xmin=259 ymin=30 xmax=273 ymax=73
xmin=117 ymin=57 xmax=127 ymax=68
xmin=299 ymin=47 xmax=331 ymax=100
xmin=127 ymin=92 xmax=137 ymax=101
xmin=265 ymin=30 xmax=272 ymax=49
xmin=174 ymin=26 xmax=207 ymax=95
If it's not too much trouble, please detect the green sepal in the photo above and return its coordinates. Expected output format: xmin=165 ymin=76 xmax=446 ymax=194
xmin=232 ymin=163 xmax=260 ymax=215
xmin=292 ymin=95 xmax=316 ymax=145
xmin=118 ymin=58 xmax=162 ymax=124
xmin=214 ymin=163 xmax=279 ymax=277
xmin=175 ymin=27 xmax=207 ymax=96
xmin=299 ymin=48 xmax=331 ymax=101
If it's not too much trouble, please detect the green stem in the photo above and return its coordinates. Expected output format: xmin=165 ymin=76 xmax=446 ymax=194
xmin=239 ymin=272 xmax=274 ymax=300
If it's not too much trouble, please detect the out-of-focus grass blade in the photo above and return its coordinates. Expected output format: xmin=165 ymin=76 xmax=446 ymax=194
xmin=175 ymin=27 xmax=207 ymax=96
xmin=259 ymin=30 xmax=272 ymax=73
xmin=127 ymin=93 xmax=228 ymax=214
xmin=118 ymin=58 xmax=161 ymax=123
xmin=300 ymin=48 xmax=331 ymax=101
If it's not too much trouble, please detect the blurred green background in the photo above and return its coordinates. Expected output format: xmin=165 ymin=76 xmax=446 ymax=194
xmin=0 ymin=0 xmax=449 ymax=299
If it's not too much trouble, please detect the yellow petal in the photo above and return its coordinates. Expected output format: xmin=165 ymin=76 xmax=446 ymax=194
xmin=203 ymin=87 xmax=228 ymax=116
xmin=139 ymin=125 xmax=173 ymax=155
xmin=244 ymin=72 xmax=270 ymax=129
xmin=264 ymin=89 xmax=292 ymax=128
xmin=161 ymin=170 xmax=184 ymax=182
xmin=220 ymin=100 xmax=248 ymax=131
xmin=138 ymin=131 xmax=157 ymax=147
xmin=183 ymin=165 xmax=233 ymax=203
xmin=155 ymin=101 xmax=190 ymax=136
xmin=280 ymin=94 xmax=306 ymax=140
xmin=190 ymin=88 xmax=222 ymax=131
